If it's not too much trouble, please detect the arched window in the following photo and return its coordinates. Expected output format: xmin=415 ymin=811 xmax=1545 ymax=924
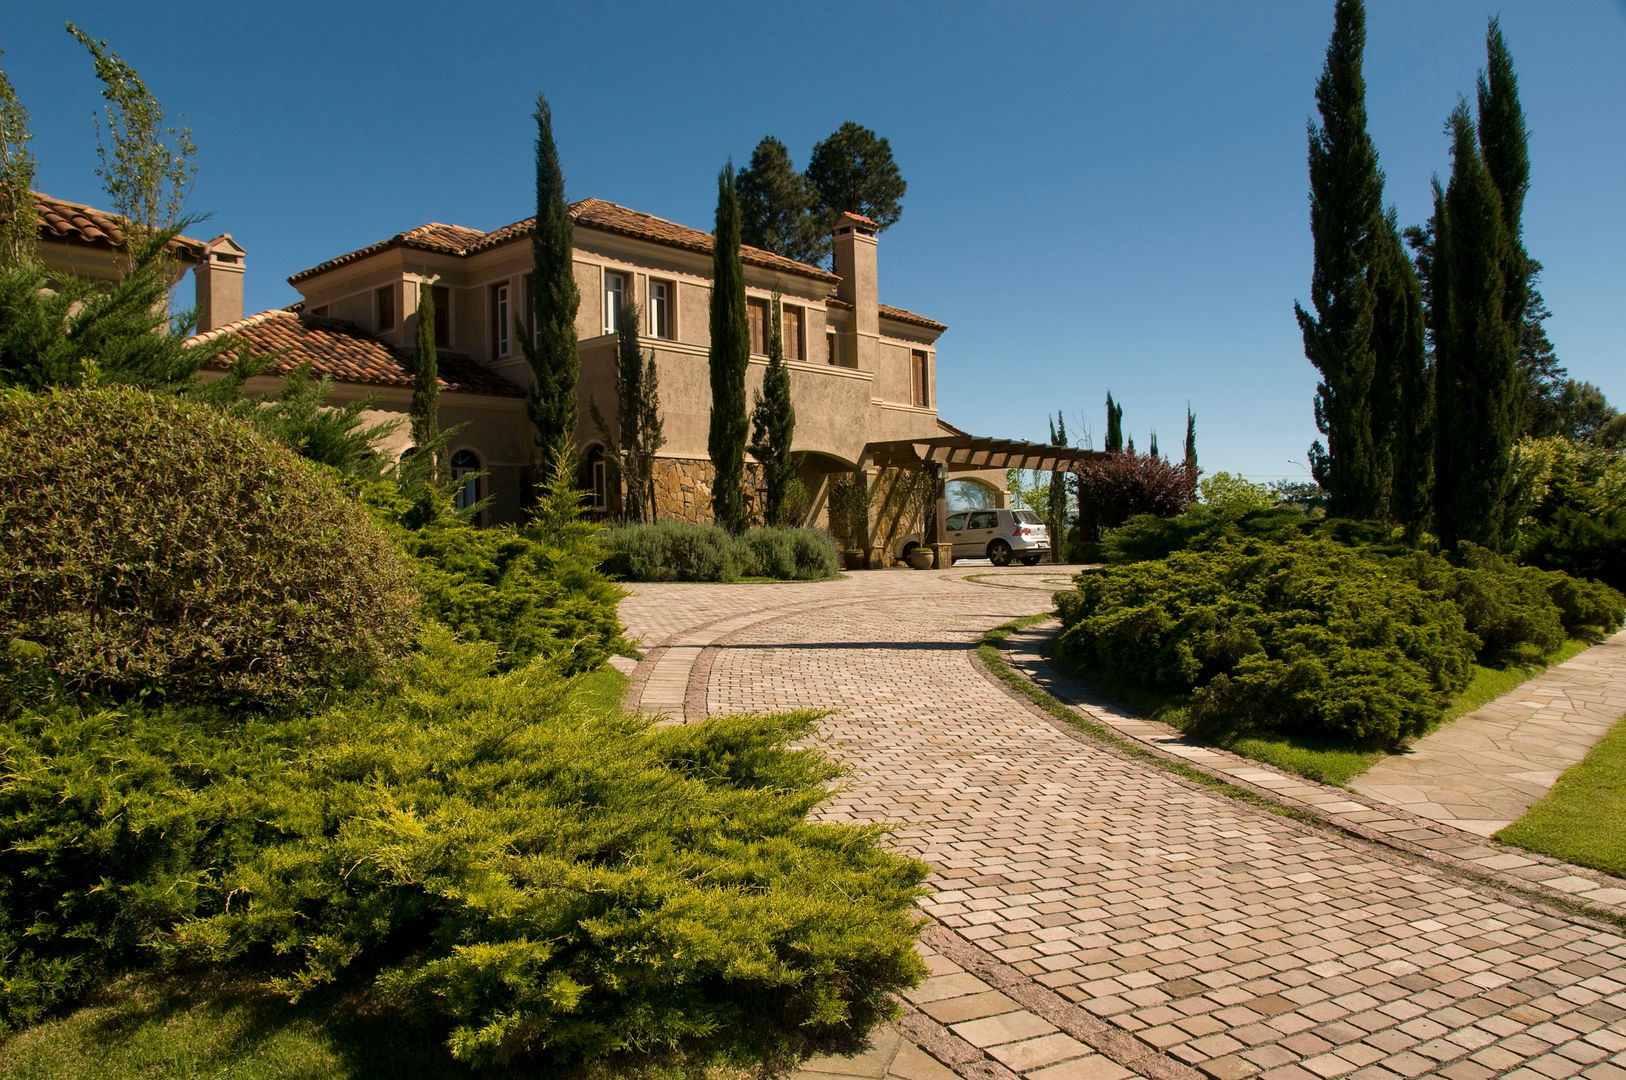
xmin=451 ymin=448 xmax=483 ymax=514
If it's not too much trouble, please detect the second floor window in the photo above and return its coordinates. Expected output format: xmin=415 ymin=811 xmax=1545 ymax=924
xmin=433 ymin=285 xmax=451 ymax=349
xmin=783 ymin=305 xmax=804 ymax=361
xmin=827 ymin=332 xmax=839 ymax=366
xmin=604 ymin=272 xmax=626 ymax=333
xmin=491 ymin=283 xmax=510 ymax=359
xmin=375 ymin=285 xmax=395 ymax=331
xmin=911 ymin=349 xmax=930 ymax=407
xmin=649 ymin=280 xmax=673 ymax=339
xmin=747 ymin=297 xmax=769 ymax=355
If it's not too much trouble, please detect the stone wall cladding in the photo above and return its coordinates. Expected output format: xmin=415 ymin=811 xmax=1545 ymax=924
xmin=650 ymin=458 xmax=766 ymax=525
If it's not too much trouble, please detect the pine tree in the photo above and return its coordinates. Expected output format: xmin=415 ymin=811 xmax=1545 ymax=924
xmin=1433 ymin=101 xmax=1520 ymax=551
xmin=1371 ymin=210 xmax=1430 ymax=531
xmin=0 ymin=53 xmax=37 ymax=267
xmin=806 ymin=123 xmax=906 ymax=231
xmin=1104 ymin=392 xmax=1124 ymax=454
xmin=409 ymin=282 xmax=445 ymax=483
xmin=1184 ymin=407 xmax=1197 ymax=474
xmin=737 ymin=137 xmax=827 ymax=266
xmin=1296 ymin=0 xmax=1383 ymax=519
xmin=521 ymin=93 xmax=580 ymax=460
xmin=748 ymin=293 xmax=796 ymax=526
xmin=708 ymin=163 xmax=750 ymax=534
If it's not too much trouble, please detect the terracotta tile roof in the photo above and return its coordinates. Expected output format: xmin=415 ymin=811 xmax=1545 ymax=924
xmin=186 ymin=310 xmax=525 ymax=398
xmin=878 ymin=303 xmax=947 ymax=332
xmin=290 ymin=197 xmax=838 ymax=285
xmin=32 ymin=191 xmax=205 ymax=259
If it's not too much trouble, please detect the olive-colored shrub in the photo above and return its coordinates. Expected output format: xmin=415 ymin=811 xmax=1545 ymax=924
xmin=744 ymin=526 xmax=841 ymax=580
xmin=0 ymin=631 xmax=929 ymax=1067
xmin=601 ymin=522 xmax=839 ymax=582
xmin=0 ymin=387 xmax=415 ymax=706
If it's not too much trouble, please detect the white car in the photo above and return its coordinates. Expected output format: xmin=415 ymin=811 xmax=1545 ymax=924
xmin=894 ymin=508 xmax=1042 ymax=566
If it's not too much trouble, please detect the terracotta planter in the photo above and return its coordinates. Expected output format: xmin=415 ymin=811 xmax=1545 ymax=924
xmin=907 ymin=547 xmax=935 ymax=570
xmin=843 ymin=549 xmax=866 ymax=570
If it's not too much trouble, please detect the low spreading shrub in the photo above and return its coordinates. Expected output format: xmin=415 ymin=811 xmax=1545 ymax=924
xmin=1097 ymin=505 xmax=1395 ymax=565
xmin=0 ymin=387 xmax=415 ymax=708
xmin=601 ymin=522 xmax=840 ymax=582
xmin=0 ymin=631 xmax=928 ymax=1067
xmin=1056 ymin=538 xmax=1477 ymax=744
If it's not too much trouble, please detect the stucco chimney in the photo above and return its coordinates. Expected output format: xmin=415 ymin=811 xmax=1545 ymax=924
xmin=195 ymin=234 xmax=246 ymax=331
xmin=831 ymin=211 xmax=879 ymax=371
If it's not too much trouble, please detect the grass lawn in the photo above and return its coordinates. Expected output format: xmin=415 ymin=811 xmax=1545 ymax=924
xmin=1497 ymin=710 xmax=1626 ymax=878
xmin=1049 ymin=635 xmax=1599 ymax=789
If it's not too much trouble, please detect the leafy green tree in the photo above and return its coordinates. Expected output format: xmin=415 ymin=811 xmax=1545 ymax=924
xmin=67 ymin=23 xmax=195 ymax=236
xmin=737 ymin=136 xmax=827 ymax=266
xmin=0 ymin=53 xmax=37 ymax=267
xmin=1104 ymin=392 xmax=1124 ymax=454
xmin=409 ymin=282 xmax=445 ymax=482
xmin=1296 ymin=0 xmax=1383 ymax=519
xmin=708 ymin=163 xmax=749 ymax=533
xmin=749 ymin=293 xmax=797 ymax=525
xmin=1433 ymin=101 xmax=1520 ymax=551
xmin=520 ymin=93 xmax=580 ymax=460
xmin=806 ymin=122 xmax=906 ymax=232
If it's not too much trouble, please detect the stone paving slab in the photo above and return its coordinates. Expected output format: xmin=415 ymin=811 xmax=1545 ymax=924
xmin=617 ymin=570 xmax=1626 ymax=1080
xmin=1351 ymin=629 xmax=1626 ymax=835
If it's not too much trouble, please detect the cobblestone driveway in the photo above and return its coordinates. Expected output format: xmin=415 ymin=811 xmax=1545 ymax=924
xmin=619 ymin=568 xmax=1626 ymax=1080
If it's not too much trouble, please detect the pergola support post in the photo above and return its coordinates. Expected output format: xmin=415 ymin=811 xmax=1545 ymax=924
xmin=929 ymin=463 xmax=952 ymax=570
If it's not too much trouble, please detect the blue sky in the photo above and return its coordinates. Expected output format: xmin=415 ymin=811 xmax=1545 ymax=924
xmin=9 ymin=1 xmax=1624 ymax=482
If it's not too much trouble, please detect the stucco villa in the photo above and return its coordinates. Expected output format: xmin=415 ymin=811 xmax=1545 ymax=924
xmin=36 ymin=189 xmax=1085 ymax=562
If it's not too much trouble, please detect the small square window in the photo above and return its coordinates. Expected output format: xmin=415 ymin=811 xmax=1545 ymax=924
xmin=375 ymin=286 xmax=395 ymax=331
xmin=649 ymin=280 xmax=674 ymax=340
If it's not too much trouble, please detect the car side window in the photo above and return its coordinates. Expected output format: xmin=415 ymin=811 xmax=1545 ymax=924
xmin=969 ymin=511 xmax=998 ymax=530
xmin=947 ymin=513 xmax=968 ymax=531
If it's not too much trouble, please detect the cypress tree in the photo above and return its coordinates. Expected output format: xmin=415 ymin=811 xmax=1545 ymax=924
xmin=522 ymin=93 xmax=580 ymax=460
xmin=410 ymin=282 xmax=444 ymax=482
xmin=1183 ymin=407 xmax=1197 ymax=474
xmin=615 ymin=297 xmax=646 ymax=520
xmin=1296 ymin=0 xmax=1383 ymax=519
xmin=1148 ymin=431 xmax=1159 ymax=459
xmin=1047 ymin=412 xmax=1068 ymax=563
xmin=640 ymin=353 xmax=665 ymax=520
xmin=748 ymin=293 xmax=796 ymax=526
xmin=1371 ymin=210 xmax=1430 ymax=531
xmin=1433 ymin=101 xmax=1519 ymax=551
xmin=1104 ymin=392 xmax=1124 ymax=454
xmin=708 ymin=163 xmax=749 ymax=533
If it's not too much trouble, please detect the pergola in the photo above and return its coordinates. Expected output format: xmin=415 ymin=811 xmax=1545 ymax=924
xmin=859 ymin=436 xmax=1103 ymax=563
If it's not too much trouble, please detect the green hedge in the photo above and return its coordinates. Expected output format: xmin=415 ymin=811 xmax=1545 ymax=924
xmin=601 ymin=522 xmax=839 ymax=582
xmin=0 ymin=630 xmax=928 ymax=1067
xmin=0 ymin=387 xmax=415 ymax=708
xmin=1054 ymin=535 xmax=1624 ymax=745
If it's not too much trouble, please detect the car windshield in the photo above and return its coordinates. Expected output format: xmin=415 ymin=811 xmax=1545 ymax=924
xmin=1014 ymin=510 xmax=1043 ymax=525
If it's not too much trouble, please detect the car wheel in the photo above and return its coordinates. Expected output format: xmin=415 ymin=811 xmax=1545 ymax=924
xmin=987 ymin=539 xmax=1012 ymax=567
xmin=1020 ymin=555 xmax=1040 ymax=566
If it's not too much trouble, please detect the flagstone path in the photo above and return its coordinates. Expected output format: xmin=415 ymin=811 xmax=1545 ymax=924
xmin=1351 ymin=630 xmax=1626 ymax=837
xmin=618 ymin=567 xmax=1626 ymax=1080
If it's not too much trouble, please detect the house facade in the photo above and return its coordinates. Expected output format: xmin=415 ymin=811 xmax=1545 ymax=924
xmin=36 ymin=188 xmax=1008 ymax=553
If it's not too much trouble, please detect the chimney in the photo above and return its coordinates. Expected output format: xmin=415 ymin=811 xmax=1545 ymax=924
xmin=195 ymin=234 xmax=246 ymax=331
xmin=831 ymin=211 xmax=879 ymax=371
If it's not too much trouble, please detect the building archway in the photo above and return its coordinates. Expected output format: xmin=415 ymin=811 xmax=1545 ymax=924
xmin=450 ymin=447 xmax=485 ymax=524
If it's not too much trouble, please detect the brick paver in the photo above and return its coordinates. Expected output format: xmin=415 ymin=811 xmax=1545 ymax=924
xmin=617 ymin=568 xmax=1626 ymax=1080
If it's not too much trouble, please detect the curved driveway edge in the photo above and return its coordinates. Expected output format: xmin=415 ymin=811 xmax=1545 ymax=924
xmin=617 ymin=569 xmax=1626 ymax=1080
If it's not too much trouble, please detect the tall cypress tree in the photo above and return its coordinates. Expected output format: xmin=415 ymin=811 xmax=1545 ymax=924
xmin=1371 ymin=210 xmax=1430 ymax=530
xmin=1183 ymin=407 xmax=1197 ymax=474
xmin=409 ymin=282 xmax=444 ymax=482
xmin=1296 ymin=0 xmax=1383 ymax=519
xmin=1104 ymin=392 xmax=1124 ymax=454
xmin=522 ymin=93 xmax=580 ymax=460
xmin=1046 ymin=412 xmax=1068 ymax=563
xmin=708 ymin=163 xmax=749 ymax=533
xmin=748 ymin=293 xmax=796 ymax=526
xmin=1433 ymin=101 xmax=1519 ymax=551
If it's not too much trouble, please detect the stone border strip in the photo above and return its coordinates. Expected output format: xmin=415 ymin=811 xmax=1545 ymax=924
xmin=995 ymin=620 xmax=1626 ymax=928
